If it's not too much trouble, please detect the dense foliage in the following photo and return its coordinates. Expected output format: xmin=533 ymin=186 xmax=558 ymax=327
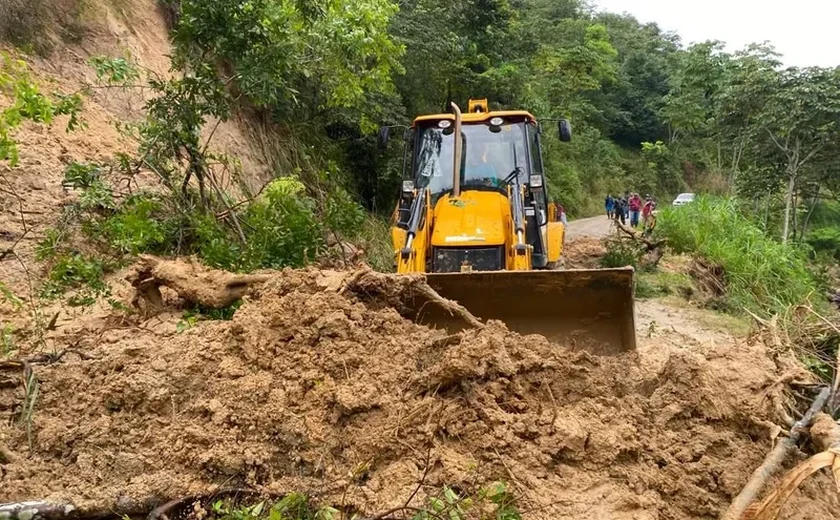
xmin=2 ymin=0 xmax=838 ymax=300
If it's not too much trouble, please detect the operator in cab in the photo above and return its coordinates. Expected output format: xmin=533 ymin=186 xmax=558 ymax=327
xmin=462 ymin=140 xmax=503 ymax=189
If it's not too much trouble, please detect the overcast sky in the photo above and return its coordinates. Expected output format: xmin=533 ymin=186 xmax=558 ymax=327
xmin=593 ymin=0 xmax=840 ymax=68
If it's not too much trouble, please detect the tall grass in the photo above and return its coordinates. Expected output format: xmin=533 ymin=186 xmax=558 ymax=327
xmin=657 ymin=196 xmax=818 ymax=316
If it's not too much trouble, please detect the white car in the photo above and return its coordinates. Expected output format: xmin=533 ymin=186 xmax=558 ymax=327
xmin=672 ymin=193 xmax=695 ymax=206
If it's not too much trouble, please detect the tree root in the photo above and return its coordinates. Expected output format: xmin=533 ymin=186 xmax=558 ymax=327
xmin=128 ymin=255 xmax=271 ymax=311
xmin=344 ymin=268 xmax=485 ymax=330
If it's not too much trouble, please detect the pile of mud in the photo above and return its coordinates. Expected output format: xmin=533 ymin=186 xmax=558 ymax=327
xmin=2 ymin=266 xmax=839 ymax=519
xmin=563 ymin=237 xmax=607 ymax=269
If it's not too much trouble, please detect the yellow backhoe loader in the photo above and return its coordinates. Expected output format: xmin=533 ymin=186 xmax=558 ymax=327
xmin=383 ymin=99 xmax=636 ymax=354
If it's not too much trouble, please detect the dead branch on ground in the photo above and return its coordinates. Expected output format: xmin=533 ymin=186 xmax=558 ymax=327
xmin=613 ymin=222 xmax=666 ymax=269
xmin=722 ymin=386 xmax=831 ymax=520
xmin=741 ymin=412 xmax=840 ymax=519
xmin=615 ymin=222 xmax=666 ymax=251
xmin=345 ymin=269 xmax=485 ymax=330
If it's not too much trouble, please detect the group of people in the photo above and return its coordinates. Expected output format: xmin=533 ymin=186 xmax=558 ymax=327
xmin=605 ymin=192 xmax=656 ymax=230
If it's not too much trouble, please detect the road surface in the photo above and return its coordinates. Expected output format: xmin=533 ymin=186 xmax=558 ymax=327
xmin=565 ymin=214 xmax=612 ymax=241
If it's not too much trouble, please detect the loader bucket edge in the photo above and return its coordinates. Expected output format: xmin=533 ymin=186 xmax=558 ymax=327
xmin=419 ymin=268 xmax=637 ymax=355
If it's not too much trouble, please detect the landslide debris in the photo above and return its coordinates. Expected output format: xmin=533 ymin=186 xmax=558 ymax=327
xmin=1 ymin=262 xmax=838 ymax=519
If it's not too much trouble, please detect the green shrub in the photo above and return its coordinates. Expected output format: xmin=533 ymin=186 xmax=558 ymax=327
xmin=35 ymin=228 xmax=63 ymax=261
xmin=208 ymin=493 xmax=334 ymax=520
xmin=357 ymin=215 xmax=395 ymax=272
xmin=1 ymin=324 xmax=15 ymax=356
xmin=40 ymin=252 xmax=110 ymax=306
xmin=102 ymin=194 xmax=174 ymax=254
xmin=63 ymin=161 xmax=102 ymax=189
xmin=601 ymin=237 xmax=644 ymax=269
xmin=325 ymin=187 xmax=366 ymax=239
xmin=241 ymin=177 xmax=325 ymax=270
xmin=189 ymin=212 xmax=241 ymax=270
xmin=657 ymin=196 xmax=817 ymax=315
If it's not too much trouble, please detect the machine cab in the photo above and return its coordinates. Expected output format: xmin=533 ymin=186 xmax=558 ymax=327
xmin=393 ymin=99 xmax=556 ymax=271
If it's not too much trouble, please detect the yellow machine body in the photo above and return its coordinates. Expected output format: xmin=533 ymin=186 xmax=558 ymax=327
xmin=390 ymin=99 xmax=636 ymax=353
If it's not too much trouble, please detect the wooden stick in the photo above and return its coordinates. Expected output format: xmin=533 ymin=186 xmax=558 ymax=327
xmin=721 ymin=386 xmax=831 ymax=520
xmin=741 ymin=413 xmax=840 ymax=519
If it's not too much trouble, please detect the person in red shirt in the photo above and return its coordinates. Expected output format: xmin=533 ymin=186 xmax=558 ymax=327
xmin=629 ymin=193 xmax=642 ymax=227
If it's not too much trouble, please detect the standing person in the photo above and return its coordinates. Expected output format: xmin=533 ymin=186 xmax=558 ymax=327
xmin=623 ymin=191 xmax=631 ymax=220
xmin=605 ymin=194 xmax=614 ymax=219
xmin=642 ymin=195 xmax=654 ymax=227
xmin=557 ymin=201 xmax=567 ymax=225
xmin=613 ymin=196 xmax=626 ymax=225
xmin=629 ymin=193 xmax=642 ymax=227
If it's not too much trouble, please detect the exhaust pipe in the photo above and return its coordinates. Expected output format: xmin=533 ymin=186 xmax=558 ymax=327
xmin=451 ymin=102 xmax=463 ymax=198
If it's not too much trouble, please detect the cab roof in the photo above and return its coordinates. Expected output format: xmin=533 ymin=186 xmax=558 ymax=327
xmin=413 ymin=110 xmax=537 ymax=126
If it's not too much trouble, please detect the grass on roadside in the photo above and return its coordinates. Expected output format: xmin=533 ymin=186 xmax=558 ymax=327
xmin=656 ymin=196 xmax=818 ymax=317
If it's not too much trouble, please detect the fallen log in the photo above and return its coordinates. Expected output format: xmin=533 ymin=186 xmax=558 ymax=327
xmin=721 ymin=386 xmax=831 ymax=520
xmin=615 ymin=222 xmax=666 ymax=251
xmin=0 ymin=496 xmax=160 ymax=520
xmin=128 ymin=255 xmax=271 ymax=310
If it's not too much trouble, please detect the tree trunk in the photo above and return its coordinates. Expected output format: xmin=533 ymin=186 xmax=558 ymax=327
xmin=799 ymin=195 xmax=820 ymax=242
xmin=782 ymin=170 xmax=796 ymax=244
xmin=763 ymin=194 xmax=771 ymax=232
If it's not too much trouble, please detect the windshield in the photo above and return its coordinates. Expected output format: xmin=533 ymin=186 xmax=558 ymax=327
xmin=677 ymin=193 xmax=695 ymax=201
xmin=413 ymin=122 xmax=530 ymax=197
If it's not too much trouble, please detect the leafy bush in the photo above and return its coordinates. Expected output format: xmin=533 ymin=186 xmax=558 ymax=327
xmin=241 ymin=177 xmax=325 ymax=270
xmin=657 ymin=196 xmax=817 ymax=315
xmin=209 ymin=493 xmax=335 ymax=520
xmin=601 ymin=236 xmax=644 ymax=269
xmin=40 ymin=252 xmax=110 ymax=306
xmin=189 ymin=212 xmax=241 ymax=270
xmin=62 ymin=161 xmax=102 ymax=189
xmin=88 ymin=55 xmax=139 ymax=85
xmin=1 ymin=54 xmax=82 ymax=166
xmin=357 ymin=215 xmax=396 ymax=272
xmin=324 ymin=187 xmax=366 ymax=239
xmin=101 ymin=194 xmax=174 ymax=255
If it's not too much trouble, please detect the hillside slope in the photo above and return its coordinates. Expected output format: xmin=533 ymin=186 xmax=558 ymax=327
xmin=0 ymin=0 xmax=274 ymax=294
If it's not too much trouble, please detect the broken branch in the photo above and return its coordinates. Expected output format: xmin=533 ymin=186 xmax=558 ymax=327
xmin=721 ymin=386 xmax=831 ymax=520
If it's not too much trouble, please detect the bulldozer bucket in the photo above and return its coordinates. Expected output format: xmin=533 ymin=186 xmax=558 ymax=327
xmin=417 ymin=268 xmax=636 ymax=355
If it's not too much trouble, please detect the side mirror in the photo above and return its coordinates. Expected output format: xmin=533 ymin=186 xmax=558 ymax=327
xmin=558 ymin=119 xmax=572 ymax=142
xmin=378 ymin=126 xmax=390 ymax=150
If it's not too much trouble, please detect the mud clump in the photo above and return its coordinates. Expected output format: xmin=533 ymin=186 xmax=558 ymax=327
xmin=1 ymin=265 xmax=839 ymax=519
xmin=563 ymin=237 xmax=607 ymax=269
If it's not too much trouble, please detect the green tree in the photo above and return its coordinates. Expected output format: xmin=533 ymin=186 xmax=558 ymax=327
xmin=173 ymin=0 xmax=404 ymax=131
xmin=753 ymin=67 xmax=840 ymax=243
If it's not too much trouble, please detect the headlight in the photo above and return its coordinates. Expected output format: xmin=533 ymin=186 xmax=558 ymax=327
xmin=489 ymin=117 xmax=504 ymax=126
xmin=438 ymin=120 xmax=452 ymax=129
xmin=529 ymin=174 xmax=543 ymax=187
xmin=402 ymin=180 xmax=415 ymax=193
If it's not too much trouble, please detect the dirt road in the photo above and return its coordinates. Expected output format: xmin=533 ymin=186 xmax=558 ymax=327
xmin=566 ymin=214 xmax=612 ymax=240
